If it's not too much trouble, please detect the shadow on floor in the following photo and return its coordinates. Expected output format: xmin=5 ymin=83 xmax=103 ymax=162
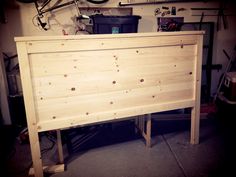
xmin=62 ymin=115 xmax=217 ymax=154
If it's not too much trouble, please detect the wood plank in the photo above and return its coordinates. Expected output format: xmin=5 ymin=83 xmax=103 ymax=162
xmin=25 ymin=35 xmax=198 ymax=54
xmin=31 ymin=57 xmax=195 ymax=80
xmin=122 ymin=114 xmax=152 ymax=147
xmin=35 ymin=85 xmax=194 ymax=123
xmin=33 ymin=69 xmax=194 ymax=100
xmin=16 ymin=42 xmax=43 ymax=177
xmin=31 ymin=53 xmax=195 ymax=100
xmin=29 ymin=164 xmax=65 ymax=175
xmin=37 ymin=99 xmax=195 ymax=132
xmin=29 ymin=45 xmax=196 ymax=77
xmin=14 ymin=31 xmax=204 ymax=42
xmin=146 ymin=114 xmax=152 ymax=147
xmin=191 ymin=35 xmax=203 ymax=144
xmin=30 ymin=57 xmax=195 ymax=82
xmin=56 ymin=130 xmax=64 ymax=164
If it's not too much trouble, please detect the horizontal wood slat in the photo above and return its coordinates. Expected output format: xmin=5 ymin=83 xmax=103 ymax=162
xmin=26 ymin=35 xmax=197 ymax=54
xmin=36 ymin=85 xmax=194 ymax=122
xmin=37 ymin=99 xmax=195 ymax=132
xmin=15 ymin=31 xmax=204 ymax=42
xmin=30 ymin=45 xmax=196 ymax=77
xmin=33 ymin=71 xmax=194 ymax=100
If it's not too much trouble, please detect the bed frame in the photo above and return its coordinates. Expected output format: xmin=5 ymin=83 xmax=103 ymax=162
xmin=15 ymin=31 xmax=203 ymax=177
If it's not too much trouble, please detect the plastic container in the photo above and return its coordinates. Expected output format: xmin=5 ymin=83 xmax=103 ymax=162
xmin=90 ymin=15 xmax=141 ymax=34
xmin=223 ymin=72 xmax=236 ymax=101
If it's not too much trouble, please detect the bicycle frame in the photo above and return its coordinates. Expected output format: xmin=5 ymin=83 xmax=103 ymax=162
xmin=28 ymin=0 xmax=108 ymax=30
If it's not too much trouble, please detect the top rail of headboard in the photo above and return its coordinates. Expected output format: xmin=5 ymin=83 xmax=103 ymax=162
xmin=15 ymin=31 xmax=205 ymax=42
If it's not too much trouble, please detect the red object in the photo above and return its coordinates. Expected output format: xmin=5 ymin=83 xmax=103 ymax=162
xmin=62 ymin=29 xmax=68 ymax=35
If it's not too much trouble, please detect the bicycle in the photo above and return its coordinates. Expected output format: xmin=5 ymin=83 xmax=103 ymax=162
xmin=17 ymin=0 xmax=109 ymax=30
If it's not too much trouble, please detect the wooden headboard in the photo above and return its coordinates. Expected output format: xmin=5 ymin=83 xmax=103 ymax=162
xmin=15 ymin=31 xmax=203 ymax=177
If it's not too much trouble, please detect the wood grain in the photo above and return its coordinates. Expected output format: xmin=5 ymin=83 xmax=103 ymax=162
xmin=15 ymin=31 xmax=204 ymax=177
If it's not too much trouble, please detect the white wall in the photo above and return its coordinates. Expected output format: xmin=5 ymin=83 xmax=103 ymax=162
xmin=1 ymin=0 xmax=236 ymax=123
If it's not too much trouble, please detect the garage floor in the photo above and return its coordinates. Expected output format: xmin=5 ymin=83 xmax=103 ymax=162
xmin=4 ymin=112 xmax=235 ymax=177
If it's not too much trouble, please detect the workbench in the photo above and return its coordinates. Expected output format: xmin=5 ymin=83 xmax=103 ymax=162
xmin=15 ymin=31 xmax=203 ymax=177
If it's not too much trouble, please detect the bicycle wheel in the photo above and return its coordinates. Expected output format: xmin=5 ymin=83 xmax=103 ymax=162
xmin=87 ymin=0 xmax=109 ymax=4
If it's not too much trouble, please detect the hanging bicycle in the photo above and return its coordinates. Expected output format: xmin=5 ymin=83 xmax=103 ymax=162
xmin=17 ymin=0 xmax=109 ymax=30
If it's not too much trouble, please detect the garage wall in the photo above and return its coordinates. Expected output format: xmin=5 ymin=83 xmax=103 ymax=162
xmin=1 ymin=0 xmax=236 ymax=124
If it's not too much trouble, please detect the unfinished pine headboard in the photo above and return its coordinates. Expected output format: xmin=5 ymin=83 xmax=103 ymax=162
xmin=15 ymin=31 xmax=203 ymax=177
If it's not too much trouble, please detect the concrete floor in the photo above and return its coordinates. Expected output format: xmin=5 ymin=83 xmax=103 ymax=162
xmin=3 ymin=113 xmax=235 ymax=177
